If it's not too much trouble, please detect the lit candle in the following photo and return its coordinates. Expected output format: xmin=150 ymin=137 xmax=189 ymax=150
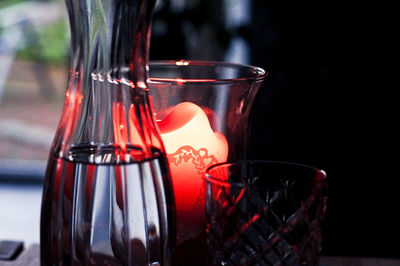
xmin=157 ymin=102 xmax=229 ymax=243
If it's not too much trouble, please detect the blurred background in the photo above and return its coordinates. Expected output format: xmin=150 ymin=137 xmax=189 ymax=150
xmin=0 ymin=0 xmax=396 ymax=259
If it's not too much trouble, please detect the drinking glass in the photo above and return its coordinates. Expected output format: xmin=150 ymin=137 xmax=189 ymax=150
xmin=205 ymin=160 xmax=327 ymax=266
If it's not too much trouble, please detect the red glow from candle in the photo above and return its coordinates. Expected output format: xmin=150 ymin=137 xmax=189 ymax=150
xmin=84 ymin=164 xmax=96 ymax=206
xmin=149 ymin=77 xmax=218 ymax=84
xmin=112 ymin=102 xmax=150 ymax=160
xmin=157 ymin=102 xmax=229 ymax=243
xmin=60 ymin=89 xmax=83 ymax=147
xmin=112 ymin=102 xmax=128 ymax=155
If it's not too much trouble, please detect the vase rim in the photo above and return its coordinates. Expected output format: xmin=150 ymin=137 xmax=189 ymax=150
xmin=148 ymin=60 xmax=267 ymax=85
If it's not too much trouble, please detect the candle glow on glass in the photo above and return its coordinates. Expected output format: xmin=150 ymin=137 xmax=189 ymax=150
xmin=157 ymin=102 xmax=229 ymax=242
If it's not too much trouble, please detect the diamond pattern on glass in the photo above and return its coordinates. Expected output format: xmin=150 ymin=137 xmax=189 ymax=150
xmin=206 ymin=174 xmax=327 ymax=266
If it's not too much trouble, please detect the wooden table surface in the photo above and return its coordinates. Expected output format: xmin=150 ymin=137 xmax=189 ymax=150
xmin=1 ymin=244 xmax=400 ymax=266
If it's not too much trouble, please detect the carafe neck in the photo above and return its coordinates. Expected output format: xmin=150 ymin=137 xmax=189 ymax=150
xmin=54 ymin=0 xmax=160 ymax=163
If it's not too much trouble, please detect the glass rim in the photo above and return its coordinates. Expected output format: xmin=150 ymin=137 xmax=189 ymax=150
xmin=205 ymin=160 xmax=327 ymax=188
xmin=147 ymin=60 xmax=267 ymax=85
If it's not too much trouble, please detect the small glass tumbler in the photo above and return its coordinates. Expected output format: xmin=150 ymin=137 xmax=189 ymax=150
xmin=205 ymin=160 xmax=327 ymax=266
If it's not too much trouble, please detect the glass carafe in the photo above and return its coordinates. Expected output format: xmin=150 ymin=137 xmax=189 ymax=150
xmin=40 ymin=0 xmax=175 ymax=265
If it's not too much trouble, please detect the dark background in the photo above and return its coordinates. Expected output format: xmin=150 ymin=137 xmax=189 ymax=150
xmin=150 ymin=1 xmax=397 ymax=258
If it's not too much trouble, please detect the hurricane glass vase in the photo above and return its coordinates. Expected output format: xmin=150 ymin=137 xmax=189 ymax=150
xmin=147 ymin=60 xmax=266 ymax=264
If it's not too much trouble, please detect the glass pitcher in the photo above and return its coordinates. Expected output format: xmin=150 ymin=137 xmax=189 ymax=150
xmin=40 ymin=0 xmax=175 ymax=265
